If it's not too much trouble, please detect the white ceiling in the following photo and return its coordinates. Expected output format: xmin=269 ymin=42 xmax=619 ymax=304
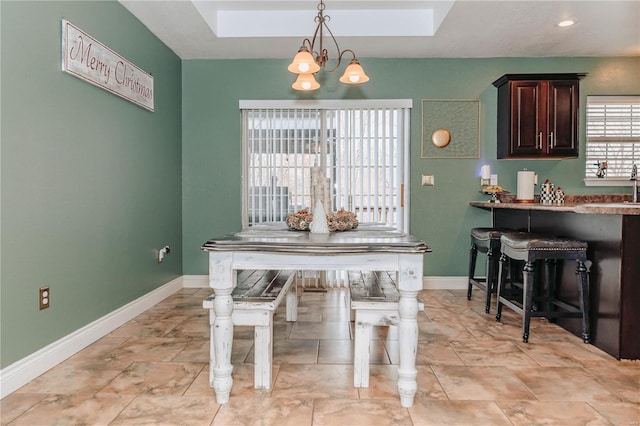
xmin=118 ymin=0 xmax=640 ymax=60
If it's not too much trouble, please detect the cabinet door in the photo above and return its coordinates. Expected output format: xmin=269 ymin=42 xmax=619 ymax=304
xmin=509 ymin=81 xmax=544 ymax=156
xmin=547 ymin=79 xmax=579 ymax=156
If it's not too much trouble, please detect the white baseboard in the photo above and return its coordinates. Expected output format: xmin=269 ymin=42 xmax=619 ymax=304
xmin=0 ymin=276 xmax=183 ymax=398
xmin=182 ymin=274 xmax=467 ymax=290
xmin=182 ymin=274 xmax=208 ymax=288
xmin=422 ymin=276 xmax=468 ymax=290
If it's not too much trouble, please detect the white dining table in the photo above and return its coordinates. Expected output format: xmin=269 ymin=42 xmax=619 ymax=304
xmin=201 ymin=223 xmax=431 ymax=407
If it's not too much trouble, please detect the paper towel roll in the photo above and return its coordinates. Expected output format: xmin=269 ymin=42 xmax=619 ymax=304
xmin=517 ymin=171 xmax=536 ymax=201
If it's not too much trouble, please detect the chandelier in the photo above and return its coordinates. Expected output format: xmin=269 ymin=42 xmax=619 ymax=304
xmin=288 ymin=0 xmax=369 ymax=91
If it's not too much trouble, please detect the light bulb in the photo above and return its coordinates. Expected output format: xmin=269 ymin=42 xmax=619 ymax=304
xmin=301 ymin=81 xmax=311 ymax=90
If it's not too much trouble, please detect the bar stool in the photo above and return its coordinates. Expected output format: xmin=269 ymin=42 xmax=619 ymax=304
xmin=468 ymin=228 xmax=510 ymax=313
xmin=495 ymin=232 xmax=590 ymax=344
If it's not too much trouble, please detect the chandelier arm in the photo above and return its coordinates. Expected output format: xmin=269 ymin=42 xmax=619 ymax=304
xmin=316 ymin=19 xmax=347 ymax=72
xmin=339 ymin=49 xmax=358 ymax=61
xmin=301 ymin=38 xmax=315 ymax=57
xmin=308 ymin=18 xmax=324 ymax=66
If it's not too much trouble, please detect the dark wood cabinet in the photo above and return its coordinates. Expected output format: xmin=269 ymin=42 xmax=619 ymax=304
xmin=493 ymin=73 xmax=586 ymax=159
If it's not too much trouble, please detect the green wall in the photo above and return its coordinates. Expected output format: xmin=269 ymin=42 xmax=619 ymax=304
xmin=1 ymin=1 xmax=182 ymax=368
xmin=182 ymin=57 xmax=640 ymax=276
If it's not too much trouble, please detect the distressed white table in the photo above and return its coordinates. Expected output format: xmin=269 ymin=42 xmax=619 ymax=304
xmin=201 ymin=223 xmax=431 ymax=407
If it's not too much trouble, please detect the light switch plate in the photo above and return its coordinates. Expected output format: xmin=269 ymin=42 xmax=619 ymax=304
xmin=422 ymin=174 xmax=435 ymax=186
xmin=490 ymin=174 xmax=498 ymax=185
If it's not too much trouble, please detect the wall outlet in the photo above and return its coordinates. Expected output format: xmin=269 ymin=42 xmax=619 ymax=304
xmin=39 ymin=286 xmax=50 ymax=310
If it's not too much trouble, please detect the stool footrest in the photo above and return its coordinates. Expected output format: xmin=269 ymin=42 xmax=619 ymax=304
xmin=497 ymin=296 xmax=585 ymax=319
xmin=468 ymin=277 xmax=489 ymax=291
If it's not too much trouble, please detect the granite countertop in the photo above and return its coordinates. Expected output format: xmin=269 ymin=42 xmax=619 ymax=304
xmin=469 ymin=194 xmax=640 ymax=215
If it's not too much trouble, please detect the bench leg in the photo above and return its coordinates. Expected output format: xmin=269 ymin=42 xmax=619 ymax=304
xmin=208 ymin=309 xmax=216 ymax=388
xmin=286 ymin=283 xmax=298 ymax=322
xmin=319 ymin=270 xmax=327 ymax=288
xmin=254 ymin=317 xmax=274 ymax=389
xmin=354 ymin=318 xmax=372 ymax=388
xmin=348 ymin=288 xmax=355 ymax=322
xmin=386 ymin=324 xmax=399 ymax=363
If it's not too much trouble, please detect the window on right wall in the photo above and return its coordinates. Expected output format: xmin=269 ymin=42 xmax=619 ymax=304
xmin=585 ymin=95 xmax=640 ymax=185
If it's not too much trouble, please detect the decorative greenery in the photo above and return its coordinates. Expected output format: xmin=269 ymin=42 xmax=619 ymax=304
xmin=286 ymin=208 xmax=358 ymax=232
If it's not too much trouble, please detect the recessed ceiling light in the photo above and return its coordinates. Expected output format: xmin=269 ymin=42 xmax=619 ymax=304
xmin=558 ymin=20 xmax=575 ymax=27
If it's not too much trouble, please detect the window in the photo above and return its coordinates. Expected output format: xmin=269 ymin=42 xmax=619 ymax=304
xmin=585 ymin=95 xmax=640 ymax=182
xmin=240 ymin=100 xmax=412 ymax=232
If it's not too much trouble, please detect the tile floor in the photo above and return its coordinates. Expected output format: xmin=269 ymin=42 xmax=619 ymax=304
xmin=2 ymin=286 xmax=638 ymax=425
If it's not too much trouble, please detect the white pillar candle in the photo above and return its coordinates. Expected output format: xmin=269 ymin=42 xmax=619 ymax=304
xmin=310 ymin=166 xmax=322 ymax=209
xmin=322 ymin=177 xmax=331 ymax=210
xmin=310 ymin=166 xmax=331 ymax=212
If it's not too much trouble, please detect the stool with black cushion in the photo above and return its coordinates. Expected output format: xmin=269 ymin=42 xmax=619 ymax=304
xmin=495 ymin=232 xmax=590 ymax=344
xmin=468 ymin=228 xmax=510 ymax=313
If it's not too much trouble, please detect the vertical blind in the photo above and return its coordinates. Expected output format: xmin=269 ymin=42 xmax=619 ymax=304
xmin=240 ymin=100 xmax=412 ymax=232
xmin=585 ymin=95 xmax=640 ymax=178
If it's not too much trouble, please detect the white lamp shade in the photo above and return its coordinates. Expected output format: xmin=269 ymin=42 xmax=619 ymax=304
xmin=288 ymin=48 xmax=320 ymax=74
xmin=339 ymin=59 xmax=369 ymax=84
xmin=292 ymin=73 xmax=320 ymax=91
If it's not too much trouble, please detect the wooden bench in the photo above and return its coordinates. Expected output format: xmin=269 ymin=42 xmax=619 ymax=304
xmin=349 ymin=271 xmax=424 ymax=388
xmin=203 ymin=269 xmax=297 ymax=389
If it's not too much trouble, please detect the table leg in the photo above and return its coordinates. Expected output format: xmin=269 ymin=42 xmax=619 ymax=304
xmin=397 ymin=289 xmax=419 ymax=408
xmin=209 ymin=252 xmax=236 ymax=403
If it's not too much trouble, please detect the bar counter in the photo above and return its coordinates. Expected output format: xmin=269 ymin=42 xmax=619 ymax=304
xmin=470 ymin=196 xmax=640 ymax=360
xmin=469 ymin=200 xmax=640 ymax=215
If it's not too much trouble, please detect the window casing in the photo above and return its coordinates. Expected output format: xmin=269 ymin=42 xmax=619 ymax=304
xmin=240 ymin=100 xmax=412 ymax=232
xmin=585 ymin=95 xmax=640 ymax=184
